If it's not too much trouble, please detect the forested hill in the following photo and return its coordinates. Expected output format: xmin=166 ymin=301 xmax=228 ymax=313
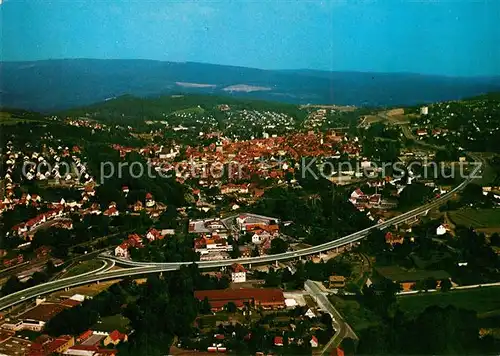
xmin=59 ymin=94 xmax=306 ymax=122
xmin=2 ymin=59 xmax=500 ymax=112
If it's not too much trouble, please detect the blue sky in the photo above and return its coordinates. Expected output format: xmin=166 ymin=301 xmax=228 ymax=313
xmin=1 ymin=0 xmax=499 ymax=76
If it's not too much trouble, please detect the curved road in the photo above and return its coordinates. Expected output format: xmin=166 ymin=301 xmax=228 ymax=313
xmin=0 ymin=160 xmax=481 ymax=311
xmin=107 ymin=171 xmax=475 ymax=269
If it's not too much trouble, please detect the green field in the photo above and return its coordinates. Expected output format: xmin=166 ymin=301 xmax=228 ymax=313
xmin=0 ymin=112 xmax=44 ymax=125
xmin=61 ymin=260 xmax=104 ymax=278
xmin=171 ymin=106 xmax=205 ymax=115
xmin=449 ymin=208 xmax=500 ymax=229
xmin=93 ymin=314 xmax=131 ymax=333
xmin=376 ymin=265 xmax=449 ymax=282
xmin=329 ymin=295 xmax=381 ymax=331
xmin=398 ymin=286 xmax=500 ymax=318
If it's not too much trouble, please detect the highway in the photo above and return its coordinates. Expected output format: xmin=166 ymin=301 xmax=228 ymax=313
xmin=0 ymin=265 xmax=179 ymax=311
xmin=0 ymin=159 xmax=481 ymax=311
xmin=107 ymin=171 xmax=474 ymax=269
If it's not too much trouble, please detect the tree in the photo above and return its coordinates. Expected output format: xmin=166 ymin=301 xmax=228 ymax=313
xmin=461 ymin=183 xmax=484 ymax=206
xmin=225 ymin=302 xmax=237 ymax=313
xmin=229 ymin=241 xmax=241 ymax=259
xmin=490 ymin=233 xmax=500 ymax=246
xmin=362 ymin=230 xmax=388 ymax=255
xmin=269 ymin=238 xmax=289 ymax=254
xmin=440 ymin=278 xmax=452 ymax=292
xmin=200 ymin=297 xmax=212 ymax=314
xmin=340 ymin=338 xmax=357 ymax=356
xmin=398 ymin=183 xmax=434 ymax=209
xmin=1 ymin=276 xmax=23 ymax=296
xmin=251 ymin=246 xmax=260 ymax=257
xmin=265 ymin=269 xmax=282 ymax=287
xmin=423 ymin=277 xmax=438 ymax=291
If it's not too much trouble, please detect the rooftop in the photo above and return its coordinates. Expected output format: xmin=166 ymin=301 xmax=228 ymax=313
xmin=376 ymin=266 xmax=450 ymax=282
xmin=194 ymin=288 xmax=285 ymax=310
xmin=18 ymin=303 xmax=69 ymax=322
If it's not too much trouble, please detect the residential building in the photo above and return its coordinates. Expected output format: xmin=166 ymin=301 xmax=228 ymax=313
xmin=310 ymin=335 xmax=319 ymax=348
xmin=146 ymin=228 xmax=163 ymax=241
xmin=114 ymin=243 xmax=129 ymax=258
xmin=145 ymin=193 xmax=156 ymax=208
xmin=29 ymin=335 xmax=75 ymax=355
xmin=385 ymin=232 xmax=404 ymax=245
xmin=436 ymin=224 xmax=447 ymax=236
xmin=228 ymin=263 xmax=246 ymax=283
xmin=376 ymin=267 xmax=450 ymax=292
xmin=194 ymin=288 xmax=285 ymax=312
xmin=328 ymin=275 xmax=346 ymax=289
xmin=274 ymin=336 xmax=284 ymax=347
xmin=103 ymin=330 xmax=128 ymax=346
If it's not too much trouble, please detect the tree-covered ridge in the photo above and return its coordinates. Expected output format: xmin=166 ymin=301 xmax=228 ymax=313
xmin=59 ymin=94 xmax=308 ymax=123
xmin=411 ymin=92 xmax=500 ymax=152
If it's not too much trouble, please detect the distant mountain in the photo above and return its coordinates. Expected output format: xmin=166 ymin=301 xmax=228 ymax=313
xmin=1 ymin=59 xmax=499 ymax=112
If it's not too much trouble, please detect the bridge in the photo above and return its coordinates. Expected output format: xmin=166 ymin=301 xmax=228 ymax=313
xmin=0 ymin=161 xmax=480 ymax=311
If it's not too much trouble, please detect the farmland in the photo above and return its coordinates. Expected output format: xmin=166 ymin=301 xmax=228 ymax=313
xmin=375 ymin=265 xmax=450 ymax=283
xmin=449 ymin=208 xmax=500 ymax=231
xmin=398 ymin=286 xmax=500 ymax=318
xmin=92 ymin=314 xmax=131 ymax=333
xmin=0 ymin=112 xmax=44 ymax=125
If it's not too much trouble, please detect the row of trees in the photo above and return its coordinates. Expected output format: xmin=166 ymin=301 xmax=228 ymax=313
xmin=357 ymin=305 xmax=500 ymax=355
xmin=256 ymin=258 xmax=353 ymax=290
xmin=340 ymin=272 xmax=500 ymax=354
xmin=252 ymin=171 xmax=372 ymax=246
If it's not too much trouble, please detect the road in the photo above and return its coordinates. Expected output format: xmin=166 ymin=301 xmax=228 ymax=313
xmin=397 ymin=279 xmax=500 ymax=296
xmin=0 ymin=248 xmax=109 ymax=282
xmin=0 ymin=265 xmax=179 ymax=311
xmin=304 ymin=280 xmax=357 ymax=354
xmin=0 ymin=158 xmax=482 ymax=311
xmin=107 ymin=168 xmax=475 ymax=269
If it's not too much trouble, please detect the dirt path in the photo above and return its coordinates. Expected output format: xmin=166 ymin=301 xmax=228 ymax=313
xmin=443 ymin=212 xmax=456 ymax=237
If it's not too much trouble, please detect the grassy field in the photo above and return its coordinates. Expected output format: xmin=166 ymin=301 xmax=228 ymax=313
xmin=329 ymin=295 xmax=381 ymax=331
xmin=171 ymin=106 xmax=205 ymax=115
xmin=0 ymin=113 xmax=25 ymax=125
xmin=60 ymin=260 xmax=104 ymax=278
xmin=198 ymin=311 xmax=261 ymax=330
xmin=375 ymin=265 xmax=449 ymax=282
xmin=398 ymin=286 xmax=500 ymax=318
xmin=449 ymin=208 xmax=500 ymax=229
xmin=0 ymin=112 xmax=44 ymax=125
xmin=93 ymin=314 xmax=131 ymax=333
xmin=52 ymin=280 xmax=120 ymax=298
xmin=470 ymin=152 xmax=498 ymax=186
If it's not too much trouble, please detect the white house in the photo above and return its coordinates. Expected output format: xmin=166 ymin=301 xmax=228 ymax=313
xmin=310 ymin=336 xmax=319 ymax=348
xmin=228 ymin=263 xmax=246 ymax=283
xmin=350 ymin=188 xmax=364 ymax=200
xmin=304 ymin=308 xmax=317 ymax=319
xmin=145 ymin=193 xmax=156 ymax=208
xmin=146 ymin=228 xmax=162 ymax=241
xmin=436 ymin=225 xmax=447 ymax=236
xmin=114 ymin=243 xmax=129 ymax=258
xmin=251 ymin=233 xmax=262 ymax=244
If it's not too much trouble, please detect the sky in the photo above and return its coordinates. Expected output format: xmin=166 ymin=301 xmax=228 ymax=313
xmin=1 ymin=0 xmax=499 ymax=77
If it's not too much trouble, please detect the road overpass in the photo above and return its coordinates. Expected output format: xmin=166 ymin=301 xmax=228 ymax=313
xmin=107 ymin=172 xmax=474 ymax=269
xmin=0 ymin=160 xmax=481 ymax=311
